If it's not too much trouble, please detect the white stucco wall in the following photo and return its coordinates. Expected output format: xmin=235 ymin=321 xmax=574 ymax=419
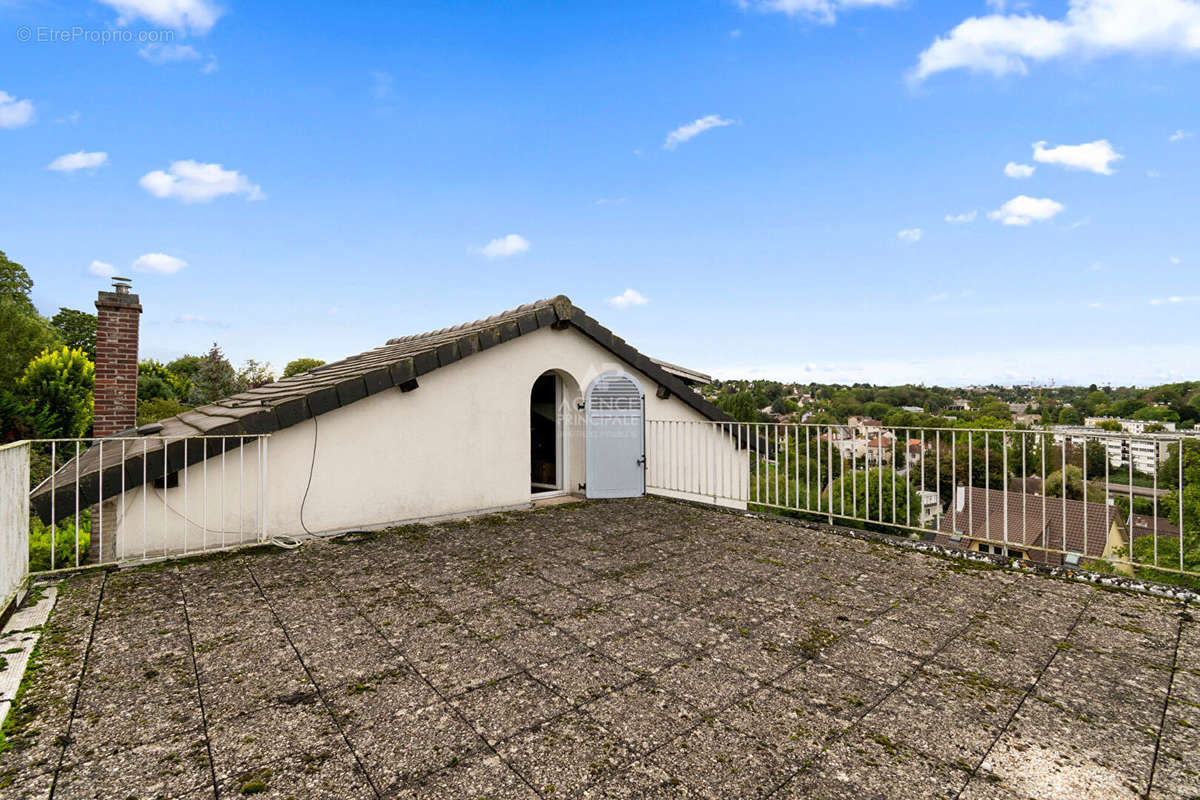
xmin=107 ymin=325 xmax=748 ymax=558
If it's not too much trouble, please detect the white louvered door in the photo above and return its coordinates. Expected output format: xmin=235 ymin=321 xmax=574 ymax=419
xmin=585 ymin=371 xmax=645 ymax=499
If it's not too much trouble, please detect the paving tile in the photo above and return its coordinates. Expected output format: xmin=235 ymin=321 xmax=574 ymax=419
xmin=583 ymin=681 xmax=700 ymax=755
xmin=207 ymin=697 xmax=343 ymax=779
xmin=526 ymin=648 xmax=637 ymax=706
xmin=648 ymin=715 xmax=790 ymax=799
xmin=394 ymin=752 xmax=537 ymax=799
xmin=771 ymin=726 xmax=963 ymax=800
xmin=773 ymin=661 xmax=890 ymax=724
xmin=497 ymin=710 xmax=630 ymax=795
xmin=579 ymin=758 xmax=692 ymax=799
xmin=54 ymin=731 xmax=213 ymax=800
xmin=651 ymin=654 xmax=754 ymax=713
xmin=980 ymin=694 xmax=1156 ymax=800
xmin=861 ymin=663 xmax=1022 ymax=766
xmin=1148 ymin=695 xmax=1200 ymax=798
xmin=716 ymin=686 xmax=845 ymax=766
xmin=597 ymin=629 xmax=691 ymax=677
xmin=195 ymin=629 xmax=313 ymax=721
xmin=337 ymin=698 xmax=482 ymax=788
xmin=217 ymin=748 xmax=377 ymax=799
xmin=450 ymin=673 xmax=571 ymax=745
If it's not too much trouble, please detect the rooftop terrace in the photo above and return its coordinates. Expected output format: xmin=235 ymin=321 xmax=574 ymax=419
xmin=1 ymin=497 xmax=1196 ymax=799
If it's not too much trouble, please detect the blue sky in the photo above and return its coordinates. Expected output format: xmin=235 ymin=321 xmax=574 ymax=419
xmin=2 ymin=0 xmax=1198 ymax=386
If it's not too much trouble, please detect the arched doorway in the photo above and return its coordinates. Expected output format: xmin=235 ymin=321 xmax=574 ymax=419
xmin=530 ymin=372 xmax=562 ymax=494
xmin=585 ymin=370 xmax=645 ymax=498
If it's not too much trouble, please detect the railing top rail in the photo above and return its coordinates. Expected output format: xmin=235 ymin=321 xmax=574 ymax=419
xmin=673 ymin=420 xmax=1191 ymax=439
xmin=0 ymin=440 xmax=33 ymax=453
xmin=24 ymin=434 xmax=273 ymax=443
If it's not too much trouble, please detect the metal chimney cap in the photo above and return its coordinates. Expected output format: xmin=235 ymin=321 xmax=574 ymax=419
xmin=112 ymin=276 xmax=132 ymax=294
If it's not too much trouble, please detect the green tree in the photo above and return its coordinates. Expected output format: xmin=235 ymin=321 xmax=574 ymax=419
xmin=1132 ymin=405 xmax=1178 ymax=423
xmin=1097 ymin=419 xmax=1122 ymax=432
xmin=166 ymin=354 xmax=203 ymax=382
xmin=0 ymin=389 xmax=53 ymax=443
xmin=187 ymin=344 xmax=244 ymax=405
xmin=717 ymin=391 xmax=763 ymax=423
xmin=0 ymin=250 xmax=34 ymax=309
xmin=0 ymin=297 xmax=60 ymax=387
xmin=238 ymin=359 xmax=275 ymax=389
xmin=138 ymin=360 xmax=191 ymax=402
xmin=1085 ymin=440 xmax=1108 ymax=477
xmin=1044 ymin=465 xmax=1106 ymax=504
xmin=816 ymin=467 xmax=921 ymax=526
xmin=283 ymin=357 xmax=325 ymax=378
xmin=49 ymin=308 xmax=97 ymax=360
xmin=1059 ymin=407 xmax=1082 ymax=425
xmin=17 ymin=347 xmax=95 ymax=438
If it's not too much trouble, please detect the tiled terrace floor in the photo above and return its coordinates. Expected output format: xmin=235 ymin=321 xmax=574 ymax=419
xmin=1 ymin=497 xmax=1197 ymax=799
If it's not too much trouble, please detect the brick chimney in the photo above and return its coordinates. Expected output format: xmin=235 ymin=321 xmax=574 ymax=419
xmin=93 ymin=277 xmax=142 ymax=437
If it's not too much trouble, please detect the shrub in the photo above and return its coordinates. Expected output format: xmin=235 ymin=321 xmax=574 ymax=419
xmin=282 ymin=357 xmax=325 ymax=378
xmin=29 ymin=511 xmax=90 ymax=572
xmin=138 ymin=397 xmax=189 ymax=425
xmin=17 ymin=347 xmax=94 ymax=438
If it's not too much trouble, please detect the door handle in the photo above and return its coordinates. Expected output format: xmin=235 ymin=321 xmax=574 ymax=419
xmin=636 ymin=456 xmax=646 ymax=466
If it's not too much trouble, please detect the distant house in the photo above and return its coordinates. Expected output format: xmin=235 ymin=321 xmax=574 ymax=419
xmin=934 ymin=486 xmax=1129 ymax=572
xmin=917 ymin=489 xmax=941 ymax=526
xmin=1128 ymin=514 xmax=1181 ymax=542
xmin=951 ymin=398 xmax=971 ymax=411
xmin=901 ymin=405 xmax=924 ymax=414
xmin=1008 ymin=476 xmax=1044 ymax=495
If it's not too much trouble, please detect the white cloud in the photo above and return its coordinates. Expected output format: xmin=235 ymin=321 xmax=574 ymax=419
xmin=897 ymin=228 xmax=923 ymax=242
xmin=0 ymin=91 xmax=35 ymax=129
xmin=1150 ymin=295 xmax=1200 ymax=305
xmin=177 ymin=313 xmax=207 ymax=322
xmin=475 ymin=234 xmax=530 ymax=259
xmin=132 ymin=252 xmax=188 ymax=274
xmin=1004 ymin=161 xmax=1035 ymax=178
xmin=1170 ymin=255 xmax=1182 ymax=263
xmin=1033 ymin=139 xmax=1122 ymax=174
xmin=606 ymin=288 xmax=649 ymax=309
xmin=140 ymin=160 xmax=263 ymax=202
xmin=89 ymin=260 xmax=117 ymax=277
xmin=1147 ymin=169 xmax=1162 ymax=178
xmin=48 ymin=151 xmax=109 ymax=172
xmin=1170 ymin=128 xmax=1192 ymax=141
xmin=739 ymin=0 xmax=904 ymax=25
xmin=912 ymin=0 xmax=1200 ymax=83
xmin=945 ymin=210 xmax=977 ymax=223
xmin=663 ymin=115 xmax=734 ymax=150
xmin=139 ymin=43 xmax=202 ymax=63
xmin=99 ymin=0 xmax=222 ymax=35
xmin=988 ymin=195 xmax=1065 ymax=225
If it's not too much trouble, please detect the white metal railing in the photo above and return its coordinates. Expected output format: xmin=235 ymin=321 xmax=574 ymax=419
xmin=22 ymin=434 xmax=270 ymax=574
xmin=646 ymin=421 xmax=1198 ymax=583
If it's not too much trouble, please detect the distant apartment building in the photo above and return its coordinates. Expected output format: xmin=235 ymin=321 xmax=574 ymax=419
xmin=1084 ymin=417 xmax=1177 ymax=434
xmin=1052 ymin=426 xmax=1173 ymax=475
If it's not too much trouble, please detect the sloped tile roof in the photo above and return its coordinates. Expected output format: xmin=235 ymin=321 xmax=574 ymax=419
xmin=31 ymin=295 xmax=728 ymax=522
xmin=935 ymin=486 xmax=1120 ymax=559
